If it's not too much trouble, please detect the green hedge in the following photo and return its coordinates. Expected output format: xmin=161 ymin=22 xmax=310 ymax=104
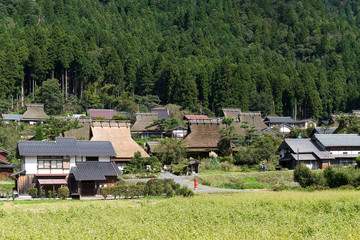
xmin=101 ymin=186 xmax=144 ymax=199
xmin=58 ymin=187 xmax=69 ymax=200
xmin=28 ymin=188 xmax=38 ymax=198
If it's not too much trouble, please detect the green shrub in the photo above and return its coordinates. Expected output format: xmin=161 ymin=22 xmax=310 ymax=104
xmin=100 ymin=187 xmax=110 ymax=199
xmin=41 ymin=189 xmax=46 ymax=199
xmin=294 ymin=165 xmax=313 ymax=187
xmin=218 ymin=156 xmax=234 ymax=163
xmin=58 ymin=187 xmax=69 ymax=200
xmin=337 ymin=185 xmax=356 ymax=190
xmin=323 ymin=166 xmax=349 ymax=188
xmin=311 ymin=171 xmax=326 ymax=186
xmin=48 ymin=190 xmax=53 ymax=199
xmin=221 ymin=162 xmax=232 ymax=172
xmin=28 ymin=188 xmax=38 ymax=198
xmin=175 ymin=186 xmax=194 ymax=197
xmin=241 ymin=164 xmax=250 ymax=172
xmin=204 ymin=158 xmax=221 ymax=171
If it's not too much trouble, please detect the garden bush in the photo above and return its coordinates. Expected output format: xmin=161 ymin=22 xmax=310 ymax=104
xmin=221 ymin=162 xmax=232 ymax=172
xmin=28 ymin=188 xmax=38 ymax=198
xmin=294 ymin=165 xmax=313 ymax=187
xmin=100 ymin=187 xmax=110 ymax=199
xmin=58 ymin=187 xmax=69 ymax=200
xmin=323 ymin=167 xmax=349 ymax=188
xmin=204 ymin=158 xmax=221 ymax=170
xmin=175 ymin=186 xmax=194 ymax=197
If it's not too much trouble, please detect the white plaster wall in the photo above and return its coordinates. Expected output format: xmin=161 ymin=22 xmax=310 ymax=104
xmin=37 ymin=169 xmax=51 ymax=174
xmin=24 ymin=156 xmax=38 ymax=174
xmin=99 ymin=156 xmax=110 ymax=162
xmin=70 ymin=156 xmax=76 ymax=168
xmin=330 ymin=150 xmax=360 ymax=154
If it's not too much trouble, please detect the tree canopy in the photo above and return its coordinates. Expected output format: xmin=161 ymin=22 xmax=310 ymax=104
xmin=1 ymin=0 xmax=360 ymax=118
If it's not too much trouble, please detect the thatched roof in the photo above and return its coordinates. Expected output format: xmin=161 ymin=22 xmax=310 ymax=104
xmin=64 ymin=119 xmax=91 ymax=140
xmin=222 ymin=108 xmax=242 ymax=118
xmin=131 ymin=113 xmax=159 ymax=132
xmin=91 ymin=121 xmax=149 ymax=161
xmin=22 ymin=104 xmax=49 ymax=119
xmin=183 ymin=119 xmax=223 ymax=149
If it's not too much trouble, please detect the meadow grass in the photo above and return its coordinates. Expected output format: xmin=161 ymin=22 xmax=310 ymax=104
xmin=1 ymin=191 xmax=360 ymax=239
xmin=199 ymin=170 xmax=295 ymax=189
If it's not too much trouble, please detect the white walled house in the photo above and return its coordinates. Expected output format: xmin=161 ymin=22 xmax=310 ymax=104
xmin=278 ymin=134 xmax=360 ymax=169
xmin=15 ymin=137 xmax=120 ymax=197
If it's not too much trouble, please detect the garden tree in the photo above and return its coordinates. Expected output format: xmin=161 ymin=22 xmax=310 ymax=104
xmin=35 ymin=79 xmax=63 ymax=115
xmin=145 ymin=118 xmax=180 ymax=138
xmin=217 ymin=126 xmax=241 ymax=156
xmin=41 ymin=117 xmax=81 ymax=140
xmin=124 ymin=151 xmax=162 ymax=173
xmin=250 ymin=133 xmax=283 ymax=165
xmin=240 ymin=121 xmax=258 ymax=146
xmin=335 ymin=115 xmax=360 ymax=134
xmin=112 ymin=114 xmax=128 ymax=120
xmin=34 ymin=126 xmax=44 ymax=140
xmin=155 ymin=138 xmax=186 ymax=164
xmin=221 ymin=117 xmax=234 ymax=127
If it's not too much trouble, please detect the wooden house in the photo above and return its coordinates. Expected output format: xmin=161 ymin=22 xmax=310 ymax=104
xmin=22 ymin=104 xmax=49 ymax=124
xmin=15 ymin=137 xmax=119 ymax=197
xmin=278 ymin=134 xmax=360 ymax=169
xmin=183 ymin=119 xmax=224 ymax=158
xmin=131 ymin=113 xmax=162 ymax=138
xmin=0 ymin=148 xmax=17 ymax=178
xmin=87 ymin=109 xmax=118 ymax=120
xmin=222 ymin=108 xmax=267 ymax=135
xmin=91 ymin=120 xmax=150 ymax=170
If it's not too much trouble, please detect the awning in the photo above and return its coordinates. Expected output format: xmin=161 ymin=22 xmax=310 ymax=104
xmin=38 ymin=179 xmax=67 ymax=185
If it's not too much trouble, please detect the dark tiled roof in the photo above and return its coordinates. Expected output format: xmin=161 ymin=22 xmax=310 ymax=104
xmin=2 ymin=114 xmax=23 ymax=121
xmin=18 ymin=137 xmax=116 ymax=156
xmin=256 ymin=128 xmax=280 ymax=136
xmin=0 ymin=159 xmax=17 ymax=168
xmin=314 ymin=127 xmax=337 ymax=134
xmin=314 ymin=134 xmax=360 ymax=147
xmin=151 ymin=108 xmax=170 ymax=119
xmin=71 ymin=162 xmax=120 ymax=180
xmin=264 ymin=116 xmax=295 ymax=124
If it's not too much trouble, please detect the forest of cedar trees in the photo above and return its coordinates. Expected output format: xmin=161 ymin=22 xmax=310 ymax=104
xmin=0 ymin=0 xmax=360 ymax=119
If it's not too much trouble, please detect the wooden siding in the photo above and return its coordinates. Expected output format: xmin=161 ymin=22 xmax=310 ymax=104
xmin=17 ymin=175 xmax=36 ymax=196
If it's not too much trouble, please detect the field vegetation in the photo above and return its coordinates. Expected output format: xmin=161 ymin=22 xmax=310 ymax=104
xmin=199 ymin=170 xmax=295 ymax=190
xmin=1 ymin=191 xmax=360 ymax=239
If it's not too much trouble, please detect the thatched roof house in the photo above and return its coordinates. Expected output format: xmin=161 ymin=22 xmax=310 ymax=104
xmin=131 ymin=113 xmax=161 ymax=138
xmin=222 ymin=108 xmax=267 ymax=135
xmin=63 ymin=118 xmax=91 ymax=140
xmin=87 ymin=109 xmax=117 ymax=119
xmin=91 ymin=121 xmax=149 ymax=165
xmin=183 ymin=119 xmax=223 ymax=158
xmin=22 ymin=104 xmax=48 ymax=120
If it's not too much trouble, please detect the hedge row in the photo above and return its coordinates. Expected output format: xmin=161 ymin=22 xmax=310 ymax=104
xmin=101 ymin=179 xmax=194 ymax=199
xmin=100 ymin=186 xmax=144 ymax=199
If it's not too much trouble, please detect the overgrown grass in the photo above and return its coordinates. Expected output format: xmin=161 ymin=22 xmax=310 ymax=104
xmin=199 ymin=171 xmax=295 ymax=189
xmin=0 ymin=183 xmax=15 ymax=189
xmin=1 ymin=191 xmax=360 ymax=238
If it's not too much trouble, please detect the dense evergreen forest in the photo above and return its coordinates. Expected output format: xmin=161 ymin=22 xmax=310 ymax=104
xmin=1 ymin=0 xmax=360 ymax=119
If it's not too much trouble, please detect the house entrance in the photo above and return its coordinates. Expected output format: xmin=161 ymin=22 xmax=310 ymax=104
xmin=81 ymin=181 xmax=96 ymax=196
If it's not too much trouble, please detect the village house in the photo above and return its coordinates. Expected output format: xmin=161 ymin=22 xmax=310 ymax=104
xmin=151 ymin=107 xmax=170 ymax=119
xmin=278 ymin=134 xmax=360 ymax=170
xmin=131 ymin=113 xmax=162 ymax=138
xmin=222 ymin=108 xmax=268 ymax=135
xmin=0 ymin=148 xmax=17 ymax=178
xmin=183 ymin=119 xmax=224 ymax=158
xmin=14 ymin=137 xmax=119 ymax=197
xmin=2 ymin=104 xmax=49 ymax=125
xmin=87 ymin=109 xmax=118 ymax=120
xmin=90 ymin=120 xmax=150 ymax=170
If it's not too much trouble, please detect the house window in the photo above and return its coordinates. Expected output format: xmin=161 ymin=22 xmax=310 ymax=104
xmin=343 ymin=152 xmax=348 ymax=154
xmin=38 ymin=156 xmax=63 ymax=169
xmin=38 ymin=160 xmax=62 ymax=169
xmin=86 ymin=156 xmax=99 ymax=162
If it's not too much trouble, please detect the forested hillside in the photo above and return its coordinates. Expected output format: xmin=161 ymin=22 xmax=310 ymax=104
xmin=1 ymin=0 xmax=360 ymax=119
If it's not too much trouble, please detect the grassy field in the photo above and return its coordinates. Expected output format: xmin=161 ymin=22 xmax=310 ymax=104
xmin=1 ymin=191 xmax=360 ymax=239
xmin=198 ymin=170 xmax=296 ymax=189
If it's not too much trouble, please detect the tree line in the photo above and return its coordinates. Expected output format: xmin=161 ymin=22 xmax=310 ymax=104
xmin=1 ymin=0 xmax=360 ymax=119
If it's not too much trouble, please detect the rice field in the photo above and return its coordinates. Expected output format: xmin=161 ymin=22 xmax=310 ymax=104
xmin=1 ymin=191 xmax=360 ymax=239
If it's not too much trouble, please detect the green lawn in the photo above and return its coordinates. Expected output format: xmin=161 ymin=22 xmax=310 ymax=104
xmin=0 ymin=191 xmax=360 ymax=239
xmin=198 ymin=170 xmax=295 ymax=189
